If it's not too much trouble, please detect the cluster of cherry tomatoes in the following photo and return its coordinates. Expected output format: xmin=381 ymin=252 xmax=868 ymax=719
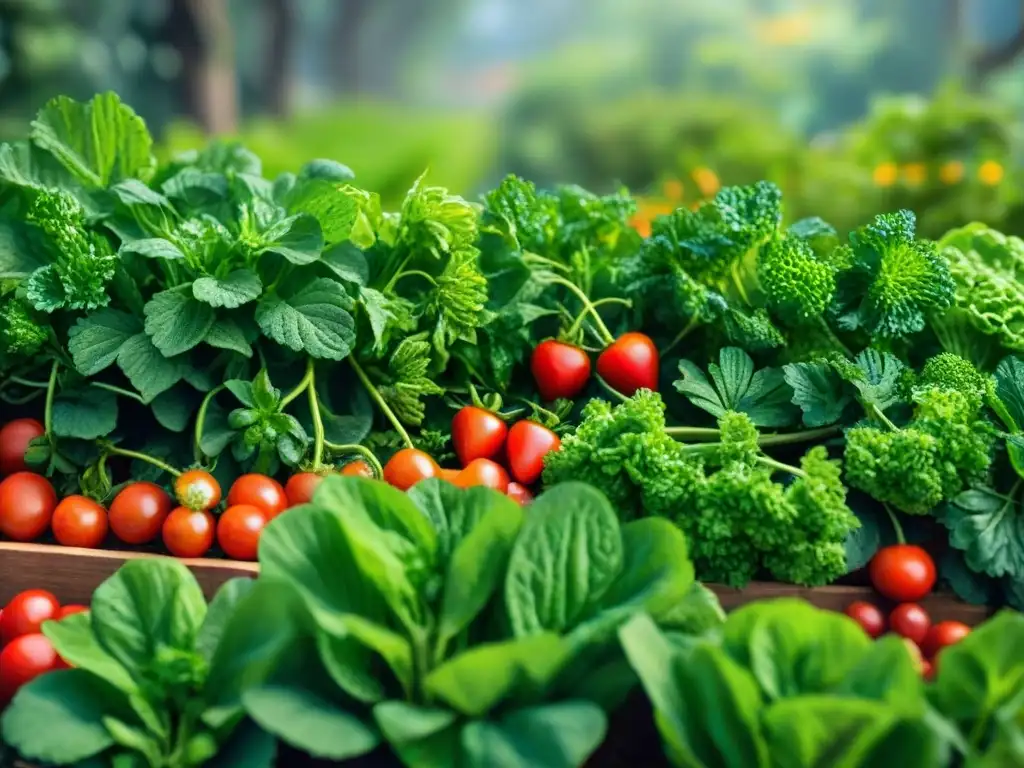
xmin=0 ymin=588 xmax=84 ymax=706
xmin=530 ymin=333 xmax=659 ymax=402
xmin=844 ymin=543 xmax=970 ymax=678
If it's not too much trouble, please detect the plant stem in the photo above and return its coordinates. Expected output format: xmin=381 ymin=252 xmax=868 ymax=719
xmin=867 ymin=403 xmax=899 ymax=432
xmin=280 ymin=366 xmax=314 ymax=409
xmin=595 ymin=374 xmax=629 ymax=403
xmin=306 ymin=363 xmax=327 ymax=470
xmin=382 ymin=253 xmax=413 ymax=293
xmin=323 ymin=441 xmax=384 ymax=478
xmin=758 ymin=425 xmax=841 ymax=447
xmin=513 ymin=397 xmax=561 ymax=424
xmin=43 ymin=361 xmax=59 ymax=435
xmin=7 ymin=376 xmax=49 ymax=389
xmin=661 ymin=316 xmax=701 ymax=356
xmin=564 ymin=297 xmax=632 ymax=339
xmin=664 ymin=426 xmax=722 ymax=439
xmin=882 ymin=503 xmax=906 ymax=545
xmin=105 ymin=446 xmax=181 ymax=478
xmin=89 ymin=382 xmax=146 ymax=404
xmin=757 ymin=455 xmax=806 ymax=478
xmin=349 ymin=356 xmax=414 ymax=449
xmin=543 ymin=275 xmax=616 ymax=345
xmin=392 ymin=270 xmax=438 ymax=288
xmin=193 ymin=384 xmax=225 ymax=465
xmin=523 ymin=252 xmax=571 ymax=273
xmin=817 ymin=317 xmax=854 ymax=359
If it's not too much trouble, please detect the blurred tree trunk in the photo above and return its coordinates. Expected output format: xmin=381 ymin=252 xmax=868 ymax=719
xmin=264 ymin=0 xmax=294 ymax=117
xmin=165 ymin=0 xmax=238 ymax=134
xmin=972 ymin=0 xmax=1024 ymax=80
xmin=331 ymin=0 xmax=373 ymax=93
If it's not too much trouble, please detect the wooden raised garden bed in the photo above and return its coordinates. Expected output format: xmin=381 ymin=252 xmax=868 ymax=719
xmin=0 ymin=542 xmax=992 ymax=625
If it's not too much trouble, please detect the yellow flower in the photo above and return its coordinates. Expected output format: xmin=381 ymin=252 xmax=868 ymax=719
xmin=662 ymin=179 xmax=684 ymax=202
xmin=938 ymin=160 xmax=964 ymax=185
xmin=692 ymin=167 xmax=720 ymax=197
xmin=629 ymin=214 xmax=652 ymax=238
xmin=979 ymin=160 xmax=1004 ymax=186
xmin=902 ymin=163 xmax=926 ymax=186
xmin=872 ymin=162 xmax=898 ymax=187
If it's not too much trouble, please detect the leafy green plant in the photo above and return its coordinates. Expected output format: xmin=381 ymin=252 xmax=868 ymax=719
xmin=230 ymin=476 xmax=696 ymax=767
xmin=0 ymin=560 xmax=275 ymax=767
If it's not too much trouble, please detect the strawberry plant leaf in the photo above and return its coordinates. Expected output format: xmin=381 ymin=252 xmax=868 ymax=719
xmin=120 ymin=238 xmax=185 ymax=261
xmin=144 ymin=289 xmax=216 ymax=357
xmin=204 ymin=319 xmax=253 ymax=358
xmin=256 ymin=214 xmax=323 ymax=265
xmin=52 ymin=386 xmax=118 ymax=440
xmin=116 ymin=333 xmax=185 ymax=403
xmin=255 ymin=278 xmax=356 ymax=360
xmin=193 ymin=270 xmax=262 ymax=309
xmin=783 ymin=361 xmax=852 ymax=427
xmin=67 ymin=309 xmax=142 ymax=375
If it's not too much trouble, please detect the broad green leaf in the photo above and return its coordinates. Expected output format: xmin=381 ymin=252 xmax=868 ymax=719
xmin=675 ymin=347 xmax=798 ymax=428
xmin=937 ymin=489 xmax=1024 ymax=580
xmin=206 ymin=717 xmax=277 ymax=768
xmin=844 ymin=492 xmax=887 ymax=572
xmin=424 ymin=634 xmax=569 ymax=717
xmin=52 ymin=386 xmax=118 ymax=440
xmin=120 ymin=238 xmax=185 ymax=261
xmin=25 ymin=264 xmax=67 ymax=311
xmin=286 ymin=178 xmax=359 ymax=244
xmin=995 ymin=356 xmax=1024 ymax=430
xmin=0 ymin=670 xmax=118 ymax=765
xmin=835 ymin=635 xmax=924 ymax=710
xmin=0 ymin=217 xmax=47 ymax=278
xmin=257 ymin=213 xmax=323 ymax=265
xmin=193 ymin=270 xmax=263 ymax=309
xmin=460 ymin=702 xmax=607 ymax=768
xmin=316 ymin=631 xmax=387 ymax=704
xmin=256 ymin=278 xmax=356 ymax=360
xmin=90 ymin=559 xmax=207 ymax=674
xmin=843 ymin=349 xmax=906 ymax=412
xmin=505 ymin=483 xmax=623 ymax=636
xmin=940 ymin=549 xmax=1001 ymax=606
xmin=374 ymin=702 xmax=460 ymax=768
xmin=783 ymin=361 xmax=852 ymax=427
xmin=161 ymin=168 xmax=229 ymax=208
xmin=204 ymin=319 xmax=254 ymax=358
xmin=196 ymin=578 xmax=254 ymax=663
xmin=298 ymin=158 xmax=355 ymax=182
xmin=31 ymin=92 xmax=155 ymax=187
xmin=407 ymin=479 xmax=517 ymax=561
xmin=68 ymin=309 xmax=142 ymax=375
xmin=117 ymin=333 xmax=185 ymax=403
xmin=150 ymin=385 xmax=198 ymax=432
xmin=659 ymin=582 xmax=727 ymax=636
xmin=0 ymin=139 xmax=82 ymax=193
xmin=42 ymin=612 xmax=137 ymax=693
xmin=321 ymin=242 xmax=369 ymax=285
xmin=721 ymin=599 xmax=872 ymax=701
xmin=144 ymin=289 xmax=217 ymax=357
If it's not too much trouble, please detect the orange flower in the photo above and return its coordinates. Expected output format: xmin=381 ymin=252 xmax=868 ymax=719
xmin=938 ymin=160 xmax=965 ymax=185
xmin=901 ymin=163 xmax=926 ymax=186
xmin=979 ymin=160 xmax=1004 ymax=186
xmin=662 ymin=179 xmax=684 ymax=202
xmin=629 ymin=215 xmax=652 ymax=238
xmin=692 ymin=167 xmax=720 ymax=197
xmin=872 ymin=162 xmax=898 ymax=187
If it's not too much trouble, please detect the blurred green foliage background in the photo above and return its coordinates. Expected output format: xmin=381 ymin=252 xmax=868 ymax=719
xmin=3 ymin=0 xmax=1024 ymax=228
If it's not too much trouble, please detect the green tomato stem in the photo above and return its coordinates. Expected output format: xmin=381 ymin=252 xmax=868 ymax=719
xmin=882 ymin=503 xmax=906 ymax=546
xmin=522 ymin=252 xmax=571 ymax=274
xmin=6 ymin=375 xmax=49 ymax=388
xmin=664 ymin=426 xmax=721 ymax=439
xmin=816 ymin=317 xmax=854 ymax=359
xmin=758 ymin=425 xmax=842 ymax=447
xmin=594 ymin=374 xmax=630 ymax=403
xmin=756 ymin=454 xmax=806 ymax=479
xmin=305 ymin=362 xmax=327 ymax=470
xmin=349 ymin=356 xmax=414 ymax=449
xmin=43 ymin=361 xmax=59 ymax=436
xmin=280 ymin=366 xmax=314 ymax=409
xmin=392 ymin=269 xmax=438 ymax=288
xmin=544 ymin=275 xmax=616 ymax=346
xmin=89 ymin=382 xmax=146 ymax=404
xmin=323 ymin=441 xmax=383 ymax=479
xmin=867 ymin=402 xmax=899 ymax=432
xmin=193 ymin=384 xmax=226 ymax=466
xmin=105 ymin=446 xmax=182 ymax=478
xmin=661 ymin=316 xmax=702 ymax=356
xmin=564 ymin=297 xmax=632 ymax=340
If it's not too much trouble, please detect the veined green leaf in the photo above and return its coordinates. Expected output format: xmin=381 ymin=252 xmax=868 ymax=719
xmin=68 ymin=309 xmax=142 ymax=376
xmin=193 ymin=270 xmax=263 ymax=309
xmin=52 ymin=386 xmax=118 ymax=440
xmin=120 ymin=238 xmax=185 ymax=261
xmin=116 ymin=333 xmax=186 ymax=403
xmin=204 ymin=319 xmax=254 ymax=358
xmin=256 ymin=278 xmax=356 ymax=360
xmin=144 ymin=289 xmax=217 ymax=357
xmin=257 ymin=213 xmax=323 ymax=265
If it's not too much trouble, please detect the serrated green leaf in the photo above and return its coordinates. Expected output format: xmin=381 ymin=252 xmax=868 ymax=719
xmin=120 ymin=238 xmax=184 ymax=260
xmin=258 ymin=214 xmax=323 ymax=265
xmin=144 ymin=289 xmax=216 ymax=357
xmin=161 ymin=168 xmax=228 ymax=208
xmin=836 ymin=350 xmax=905 ymax=412
xmin=30 ymin=92 xmax=154 ymax=187
xmin=110 ymin=179 xmax=174 ymax=211
xmin=204 ymin=319 xmax=253 ymax=358
xmin=117 ymin=333 xmax=184 ymax=403
xmin=783 ymin=361 xmax=852 ymax=427
xmin=0 ymin=217 xmax=47 ymax=278
xmin=256 ymin=278 xmax=356 ymax=360
xmin=52 ymin=386 xmax=118 ymax=440
xmin=25 ymin=265 xmax=66 ymax=312
xmin=286 ymin=179 xmax=359 ymax=245
xmin=67 ymin=309 xmax=142 ymax=375
xmin=193 ymin=270 xmax=262 ymax=309
xmin=151 ymin=385 xmax=198 ymax=432
xmin=321 ymin=242 xmax=369 ymax=285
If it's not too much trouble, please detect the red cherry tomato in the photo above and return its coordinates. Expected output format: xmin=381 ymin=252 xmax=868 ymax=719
xmin=216 ymin=504 xmax=267 ymax=561
xmin=173 ymin=470 xmax=221 ymax=512
xmin=507 ymin=482 xmax=534 ymax=506
xmin=844 ymin=600 xmax=885 ymax=638
xmin=383 ymin=449 xmax=440 ymax=491
xmin=0 ymin=589 xmax=60 ymax=645
xmin=56 ymin=604 xmax=88 ymax=620
xmin=451 ymin=406 xmax=508 ymax=467
xmin=51 ymin=495 xmax=108 ymax=549
xmin=109 ymin=482 xmax=173 ymax=545
xmin=889 ymin=603 xmax=932 ymax=645
xmin=0 ymin=634 xmax=59 ymax=704
xmin=921 ymin=659 xmax=934 ymax=680
xmin=506 ymin=421 xmax=561 ymax=486
xmin=869 ymin=545 xmax=936 ymax=602
xmin=440 ymin=468 xmax=462 ymax=482
xmin=341 ymin=460 xmax=375 ymax=478
xmin=285 ymin=472 xmax=326 ymax=507
xmin=531 ymin=340 xmax=592 ymax=402
xmin=0 ymin=472 xmax=57 ymax=542
xmin=227 ymin=474 xmax=287 ymax=519
xmin=162 ymin=507 xmax=215 ymax=558
xmin=596 ymin=332 xmax=659 ymax=396
xmin=0 ymin=419 xmax=45 ymax=476
xmin=454 ymin=459 xmax=510 ymax=493
xmin=921 ymin=620 xmax=971 ymax=659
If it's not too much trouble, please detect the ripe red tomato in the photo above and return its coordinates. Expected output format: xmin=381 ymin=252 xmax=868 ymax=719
xmin=596 ymin=332 xmax=659 ymax=396
xmin=51 ymin=495 xmax=108 ymax=549
xmin=440 ymin=468 xmax=462 ymax=483
xmin=451 ymin=406 xmax=508 ymax=467
xmin=531 ymin=340 xmax=592 ymax=402
xmin=56 ymin=604 xmax=88 ymax=620
xmin=0 ymin=589 xmax=60 ymax=645
xmin=454 ymin=459 xmax=510 ymax=492
xmin=285 ymin=472 xmax=325 ymax=507
xmin=341 ymin=460 xmax=374 ymax=478
xmin=844 ymin=600 xmax=885 ymax=638
xmin=507 ymin=482 xmax=534 ymax=506
xmin=216 ymin=504 xmax=267 ymax=561
xmin=173 ymin=470 xmax=221 ymax=511
xmin=227 ymin=474 xmax=287 ymax=519
xmin=0 ymin=634 xmax=58 ymax=704
xmin=921 ymin=659 xmax=934 ymax=680
xmin=869 ymin=545 xmax=936 ymax=602
xmin=0 ymin=419 xmax=44 ymax=476
xmin=383 ymin=449 xmax=440 ymax=491
xmin=0 ymin=472 xmax=57 ymax=542
xmin=109 ymin=482 xmax=173 ymax=545
xmin=162 ymin=507 xmax=215 ymax=558
xmin=506 ymin=421 xmax=561 ymax=485
xmin=889 ymin=603 xmax=931 ymax=645
xmin=921 ymin=620 xmax=970 ymax=659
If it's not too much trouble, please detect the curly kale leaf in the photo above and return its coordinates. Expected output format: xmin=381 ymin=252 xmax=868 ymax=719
xmin=758 ymin=233 xmax=837 ymax=325
xmin=0 ymin=298 xmax=48 ymax=357
xmin=375 ymin=335 xmax=444 ymax=426
xmin=422 ymin=247 xmax=489 ymax=357
xmin=398 ymin=173 xmax=479 ymax=259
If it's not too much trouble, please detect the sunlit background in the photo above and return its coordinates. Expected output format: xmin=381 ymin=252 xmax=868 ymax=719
xmin=3 ymin=0 xmax=1024 ymax=235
